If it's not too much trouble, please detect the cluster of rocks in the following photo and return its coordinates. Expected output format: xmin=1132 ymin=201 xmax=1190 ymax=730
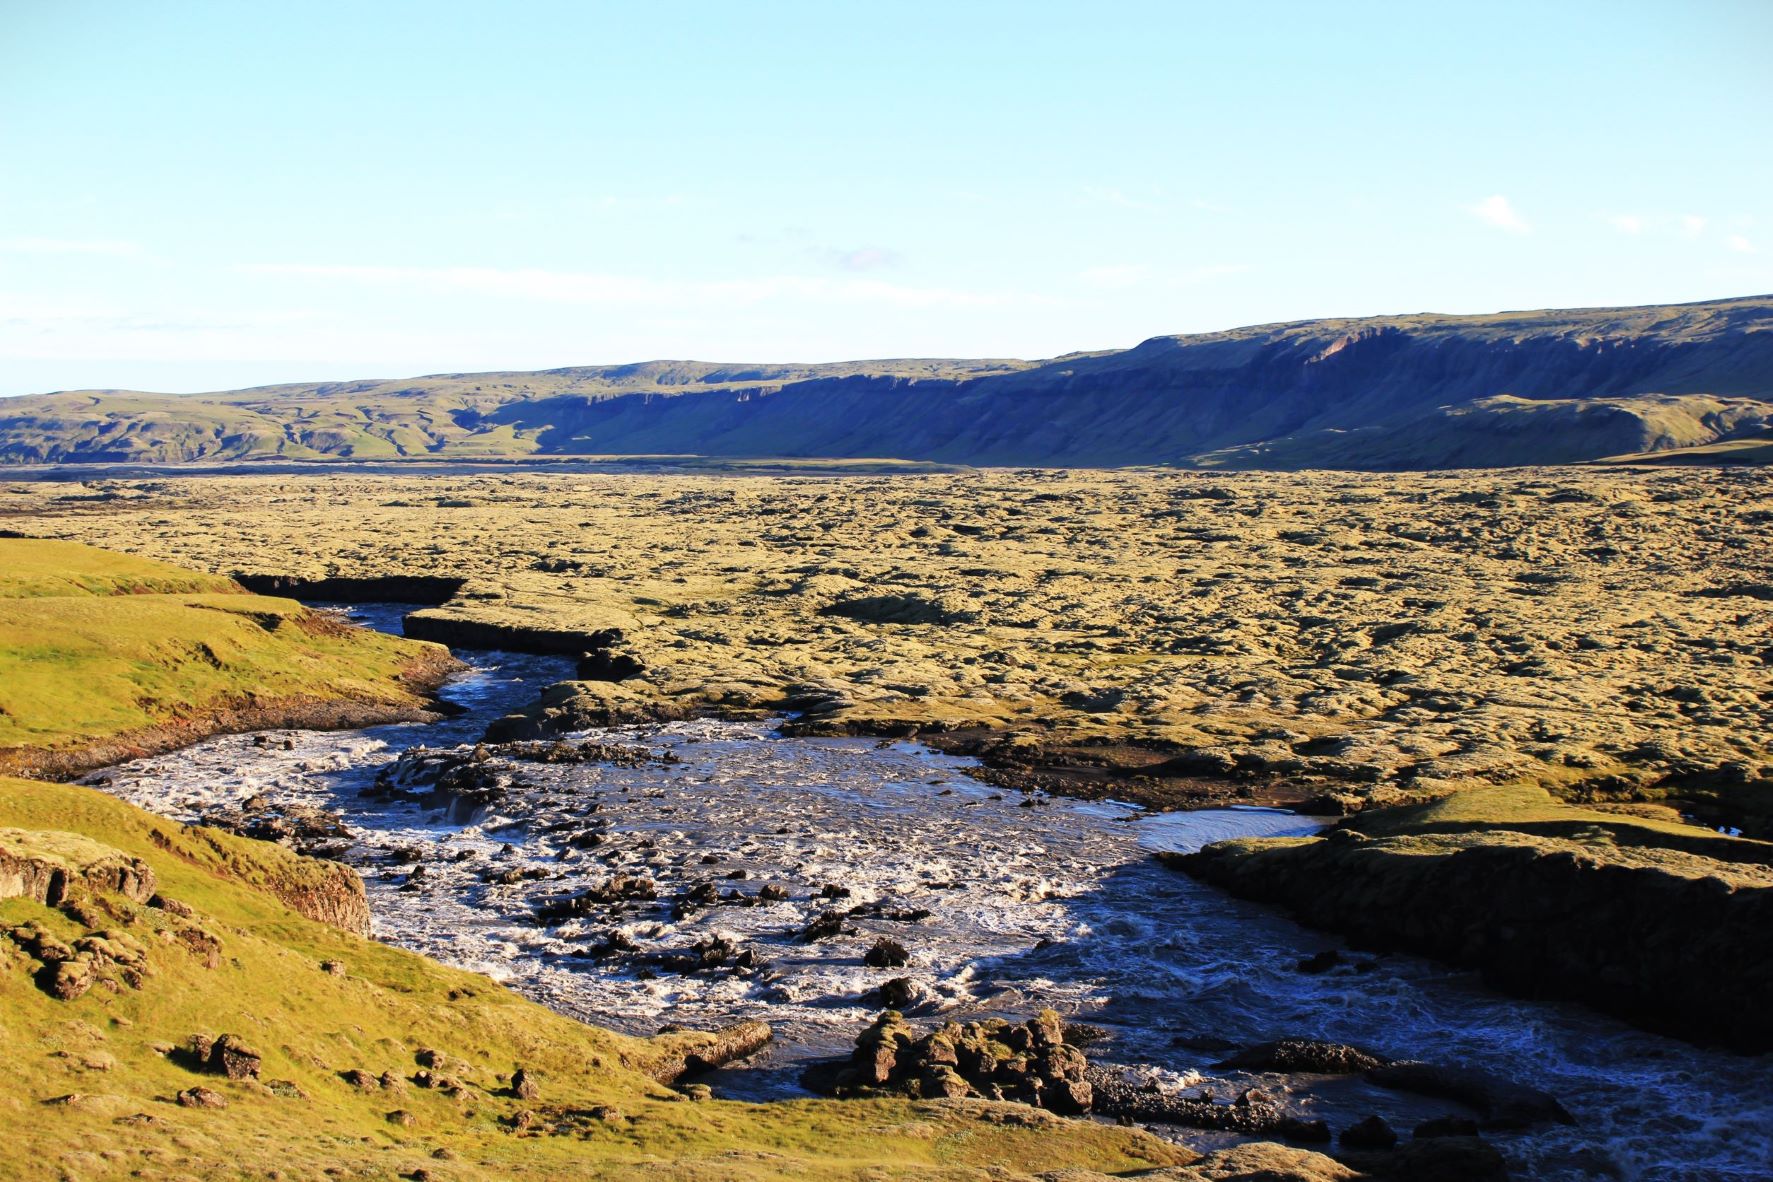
xmin=366 ymin=739 xmax=676 ymax=822
xmin=167 ymin=1032 xmax=317 ymax=1103
xmin=197 ymin=795 xmax=352 ymax=858
xmin=807 ymin=1009 xmax=1093 ymax=1114
xmin=6 ymin=920 xmax=150 ymax=1000
xmin=1 ymin=833 xmax=229 ymax=1000
xmin=625 ymin=932 xmax=768 ymax=977
xmin=1086 ymin=1067 xmax=1326 ymax=1139
xmin=185 ymin=1033 xmax=263 ymax=1080
xmin=517 ymin=867 xmax=928 ymax=981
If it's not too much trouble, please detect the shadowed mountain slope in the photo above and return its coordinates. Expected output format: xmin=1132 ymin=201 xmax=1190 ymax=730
xmin=4 ymin=296 xmax=1770 ymax=469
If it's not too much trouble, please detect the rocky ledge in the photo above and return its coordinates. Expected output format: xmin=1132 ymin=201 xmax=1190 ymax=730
xmin=0 ymin=827 xmax=157 ymax=907
xmin=1172 ymin=828 xmax=1773 ymax=1051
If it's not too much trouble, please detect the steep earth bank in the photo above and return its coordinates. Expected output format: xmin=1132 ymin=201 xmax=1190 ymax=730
xmin=1173 ymin=788 xmax=1773 ymax=1051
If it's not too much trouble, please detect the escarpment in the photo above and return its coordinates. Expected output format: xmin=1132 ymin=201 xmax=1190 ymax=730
xmin=4 ymin=295 xmax=1769 ymax=469
xmin=1173 ymin=827 xmax=1773 ymax=1051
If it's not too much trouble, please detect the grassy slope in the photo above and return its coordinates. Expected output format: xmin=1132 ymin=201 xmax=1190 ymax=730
xmin=0 ymin=540 xmax=447 ymax=758
xmin=0 ymin=777 xmax=1185 ymax=1181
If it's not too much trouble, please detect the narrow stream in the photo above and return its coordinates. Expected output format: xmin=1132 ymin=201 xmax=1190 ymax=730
xmin=83 ymin=605 xmax=1773 ymax=1181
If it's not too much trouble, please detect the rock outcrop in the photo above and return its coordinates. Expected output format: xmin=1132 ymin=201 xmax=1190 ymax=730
xmin=808 ymin=1010 xmax=1093 ymax=1115
xmin=648 ymin=1020 xmax=773 ymax=1084
xmin=1174 ymin=829 xmax=1773 ymax=1051
xmin=0 ymin=828 xmax=156 ymax=906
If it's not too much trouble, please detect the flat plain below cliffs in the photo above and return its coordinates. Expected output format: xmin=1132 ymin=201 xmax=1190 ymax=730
xmin=6 ymin=465 xmax=1768 ymax=834
xmin=1 ymin=296 xmax=1770 ymax=470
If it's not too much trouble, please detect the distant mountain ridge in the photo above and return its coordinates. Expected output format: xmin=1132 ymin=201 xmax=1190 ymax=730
xmin=4 ymin=295 xmax=1771 ymax=469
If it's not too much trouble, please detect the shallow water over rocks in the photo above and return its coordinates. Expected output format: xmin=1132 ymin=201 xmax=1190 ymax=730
xmin=84 ymin=605 xmax=1773 ymax=1181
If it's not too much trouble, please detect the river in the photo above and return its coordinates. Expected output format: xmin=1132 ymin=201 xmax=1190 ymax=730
xmin=81 ymin=605 xmax=1773 ymax=1180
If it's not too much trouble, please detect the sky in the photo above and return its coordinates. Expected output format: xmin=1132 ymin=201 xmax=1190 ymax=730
xmin=1 ymin=0 xmax=1770 ymax=397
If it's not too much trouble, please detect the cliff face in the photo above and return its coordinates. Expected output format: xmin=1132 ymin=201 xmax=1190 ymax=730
xmin=495 ymin=303 xmax=1773 ymax=466
xmin=3 ymin=296 xmax=1770 ymax=469
xmin=262 ymin=858 xmax=372 ymax=936
xmin=1174 ymin=829 xmax=1773 ymax=1052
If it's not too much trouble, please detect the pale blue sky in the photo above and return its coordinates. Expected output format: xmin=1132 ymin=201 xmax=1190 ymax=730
xmin=2 ymin=0 xmax=1769 ymax=395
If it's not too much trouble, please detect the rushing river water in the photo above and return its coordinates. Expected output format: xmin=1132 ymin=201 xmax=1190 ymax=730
xmin=84 ymin=606 xmax=1773 ymax=1181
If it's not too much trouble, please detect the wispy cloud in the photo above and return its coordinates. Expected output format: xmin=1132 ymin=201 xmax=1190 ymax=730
xmin=1680 ymin=214 xmax=1707 ymax=239
xmin=1081 ymin=186 xmax=1159 ymax=212
xmin=1727 ymin=234 xmax=1758 ymax=255
xmin=0 ymin=236 xmax=144 ymax=256
xmin=240 ymin=262 xmax=1022 ymax=310
xmin=812 ymin=246 xmax=901 ymax=272
xmin=1605 ymin=213 xmax=1645 ymax=235
xmin=1465 ymin=194 xmax=1530 ymax=234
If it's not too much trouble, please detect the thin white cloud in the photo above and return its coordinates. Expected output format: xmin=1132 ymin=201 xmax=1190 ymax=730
xmin=1680 ymin=214 xmax=1707 ymax=239
xmin=811 ymin=246 xmax=901 ymax=272
xmin=0 ymin=236 xmax=144 ymax=256
xmin=239 ymin=262 xmax=1023 ymax=310
xmin=1727 ymin=234 xmax=1758 ymax=255
xmin=1465 ymin=195 xmax=1530 ymax=234
xmin=1605 ymin=213 xmax=1645 ymax=235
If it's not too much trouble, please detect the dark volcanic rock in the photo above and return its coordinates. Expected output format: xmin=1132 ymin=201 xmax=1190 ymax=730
xmin=368 ymin=739 xmax=674 ymax=822
xmin=862 ymin=937 xmax=910 ymax=968
xmin=1218 ymin=1038 xmax=1387 ymax=1074
xmin=1340 ymin=1114 xmax=1398 ymax=1150
xmin=652 ymin=1020 xmax=773 ymax=1083
xmin=176 ymin=1086 xmax=227 ymax=1109
xmin=873 ymin=976 xmax=915 ymax=1009
xmin=207 ymin=1035 xmax=262 ymax=1081
xmin=1344 ymin=1136 xmax=1509 ymax=1181
xmin=1087 ymin=1070 xmax=1294 ymax=1134
xmin=801 ymin=910 xmax=847 ymax=942
xmin=809 ymin=1009 xmax=1091 ymax=1115
xmin=1173 ymin=833 xmax=1773 ymax=1051
xmin=1366 ymin=1061 xmax=1574 ymax=1129
xmin=232 ymin=573 xmax=464 ymax=604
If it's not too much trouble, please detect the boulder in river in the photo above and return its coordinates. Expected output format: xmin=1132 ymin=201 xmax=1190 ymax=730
xmin=1218 ymin=1038 xmax=1388 ymax=1074
xmin=1366 ymin=1060 xmax=1574 ymax=1129
xmin=863 ymin=937 xmax=910 ymax=968
xmin=1339 ymin=1114 xmax=1398 ymax=1150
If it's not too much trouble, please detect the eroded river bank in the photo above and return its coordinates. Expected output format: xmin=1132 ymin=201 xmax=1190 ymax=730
xmin=80 ymin=606 xmax=1773 ymax=1181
